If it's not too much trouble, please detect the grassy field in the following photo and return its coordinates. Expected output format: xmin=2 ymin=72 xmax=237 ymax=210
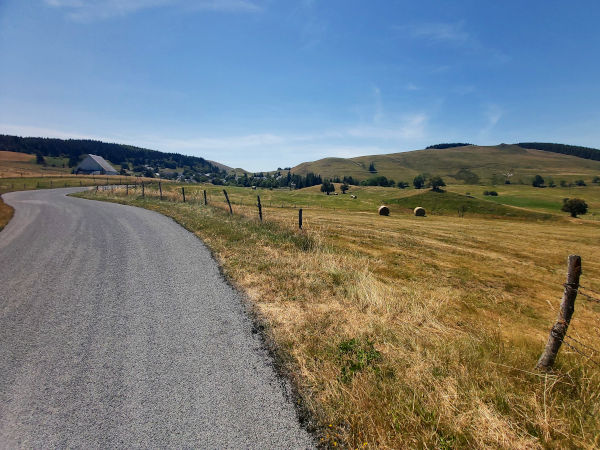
xmin=291 ymin=145 xmax=600 ymax=185
xmin=74 ymin=182 xmax=600 ymax=448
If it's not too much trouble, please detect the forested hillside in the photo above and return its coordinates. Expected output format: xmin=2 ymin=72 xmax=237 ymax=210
xmin=0 ymin=134 xmax=224 ymax=179
xmin=516 ymin=142 xmax=600 ymax=161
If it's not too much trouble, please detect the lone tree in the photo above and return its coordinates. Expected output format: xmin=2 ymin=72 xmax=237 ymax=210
xmin=340 ymin=183 xmax=349 ymax=194
xmin=429 ymin=176 xmax=446 ymax=192
xmin=368 ymin=162 xmax=376 ymax=173
xmin=321 ymin=180 xmax=335 ymax=195
xmin=561 ymin=198 xmax=588 ymax=217
xmin=532 ymin=174 xmax=545 ymax=187
xmin=35 ymin=153 xmax=46 ymax=166
xmin=413 ymin=174 xmax=426 ymax=189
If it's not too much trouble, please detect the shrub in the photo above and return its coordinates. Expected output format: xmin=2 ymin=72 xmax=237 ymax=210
xmin=561 ymin=198 xmax=588 ymax=217
xmin=575 ymin=179 xmax=586 ymax=186
xmin=483 ymin=191 xmax=498 ymax=196
xmin=321 ymin=180 xmax=335 ymax=195
xmin=429 ymin=176 xmax=446 ymax=192
xmin=413 ymin=174 xmax=426 ymax=189
xmin=532 ymin=174 xmax=545 ymax=187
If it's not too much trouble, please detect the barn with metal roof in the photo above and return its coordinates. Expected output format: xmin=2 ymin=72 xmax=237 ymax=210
xmin=75 ymin=154 xmax=118 ymax=175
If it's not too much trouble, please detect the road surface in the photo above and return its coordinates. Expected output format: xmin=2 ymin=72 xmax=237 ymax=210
xmin=0 ymin=188 xmax=313 ymax=448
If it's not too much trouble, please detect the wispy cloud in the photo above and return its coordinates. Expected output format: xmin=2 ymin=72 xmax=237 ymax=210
xmin=372 ymin=86 xmax=384 ymax=123
xmin=44 ymin=0 xmax=262 ymax=21
xmin=399 ymin=21 xmax=470 ymax=44
xmin=480 ymin=104 xmax=503 ymax=135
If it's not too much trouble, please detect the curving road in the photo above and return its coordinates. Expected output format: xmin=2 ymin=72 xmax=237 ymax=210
xmin=0 ymin=188 xmax=313 ymax=448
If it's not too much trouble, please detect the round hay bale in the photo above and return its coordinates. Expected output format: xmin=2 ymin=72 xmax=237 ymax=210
xmin=414 ymin=206 xmax=426 ymax=216
xmin=378 ymin=205 xmax=390 ymax=216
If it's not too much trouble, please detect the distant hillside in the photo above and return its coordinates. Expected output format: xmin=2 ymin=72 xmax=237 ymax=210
xmin=0 ymin=134 xmax=227 ymax=180
xmin=291 ymin=144 xmax=600 ymax=185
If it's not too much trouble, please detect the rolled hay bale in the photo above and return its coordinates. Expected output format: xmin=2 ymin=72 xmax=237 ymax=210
xmin=378 ymin=205 xmax=390 ymax=216
xmin=350 ymin=194 xmax=357 ymax=199
xmin=414 ymin=206 xmax=426 ymax=216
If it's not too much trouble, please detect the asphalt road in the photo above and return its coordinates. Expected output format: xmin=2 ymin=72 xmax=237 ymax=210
xmin=0 ymin=188 xmax=313 ymax=448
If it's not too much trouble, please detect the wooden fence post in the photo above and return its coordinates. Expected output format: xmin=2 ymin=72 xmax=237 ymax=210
xmin=257 ymin=195 xmax=262 ymax=222
xmin=182 ymin=187 xmax=186 ymax=203
xmin=126 ymin=184 xmax=129 ymax=195
xmin=223 ymin=189 xmax=233 ymax=214
xmin=299 ymin=208 xmax=303 ymax=229
xmin=50 ymin=180 xmax=53 ymax=188
xmin=106 ymin=177 xmax=109 ymax=185
xmin=536 ymin=255 xmax=582 ymax=371
xmin=203 ymin=190 xmax=207 ymax=205
xmin=159 ymin=182 xmax=163 ymax=200
xmin=142 ymin=182 xmax=145 ymax=197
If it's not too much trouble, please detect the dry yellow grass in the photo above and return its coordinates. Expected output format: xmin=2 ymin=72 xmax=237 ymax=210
xmin=0 ymin=151 xmax=68 ymax=177
xmin=0 ymin=151 xmax=34 ymax=162
xmin=0 ymin=196 xmax=14 ymax=231
xmin=76 ymin=186 xmax=600 ymax=448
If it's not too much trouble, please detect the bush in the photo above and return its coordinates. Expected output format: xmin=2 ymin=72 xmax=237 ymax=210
xmin=321 ymin=180 xmax=335 ymax=195
xmin=575 ymin=179 xmax=587 ymax=186
xmin=532 ymin=174 xmax=545 ymax=187
xmin=429 ymin=176 xmax=446 ymax=192
xmin=561 ymin=198 xmax=588 ymax=217
xmin=483 ymin=191 xmax=498 ymax=196
xmin=413 ymin=174 xmax=426 ymax=189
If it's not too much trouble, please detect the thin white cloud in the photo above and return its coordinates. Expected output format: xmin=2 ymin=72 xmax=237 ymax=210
xmin=44 ymin=0 xmax=261 ymax=21
xmin=399 ymin=21 xmax=470 ymax=44
xmin=480 ymin=104 xmax=503 ymax=135
xmin=372 ymin=86 xmax=384 ymax=123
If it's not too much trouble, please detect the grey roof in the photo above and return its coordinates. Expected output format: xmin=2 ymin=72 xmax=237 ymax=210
xmin=77 ymin=154 xmax=118 ymax=174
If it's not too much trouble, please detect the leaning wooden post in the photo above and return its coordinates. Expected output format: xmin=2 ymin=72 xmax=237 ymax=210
xmin=159 ymin=182 xmax=163 ymax=200
xmin=182 ymin=187 xmax=186 ymax=203
xmin=223 ymin=189 xmax=233 ymax=215
xmin=536 ymin=255 xmax=582 ymax=371
xmin=299 ymin=208 xmax=303 ymax=229
xmin=203 ymin=190 xmax=207 ymax=205
xmin=142 ymin=182 xmax=145 ymax=197
xmin=257 ymin=195 xmax=263 ymax=222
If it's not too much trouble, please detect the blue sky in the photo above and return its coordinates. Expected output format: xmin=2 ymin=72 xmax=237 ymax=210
xmin=1 ymin=0 xmax=599 ymax=171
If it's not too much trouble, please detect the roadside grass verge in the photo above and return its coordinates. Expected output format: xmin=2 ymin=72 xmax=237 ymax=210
xmin=75 ymin=186 xmax=600 ymax=448
xmin=0 ymin=196 xmax=14 ymax=231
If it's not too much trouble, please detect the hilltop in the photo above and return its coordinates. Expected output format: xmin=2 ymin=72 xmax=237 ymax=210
xmin=291 ymin=144 xmax=600 ymax=185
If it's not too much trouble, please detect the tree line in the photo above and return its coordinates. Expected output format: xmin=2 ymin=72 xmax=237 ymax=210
xmin=0 ymin=134 xmax=222 ymax=175
xmin=516 ymin=142 xmax=600 ymax=161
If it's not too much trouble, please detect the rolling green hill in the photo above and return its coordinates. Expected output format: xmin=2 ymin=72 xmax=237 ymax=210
xmin=291 ymin=144 xmax=600 ymax=184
